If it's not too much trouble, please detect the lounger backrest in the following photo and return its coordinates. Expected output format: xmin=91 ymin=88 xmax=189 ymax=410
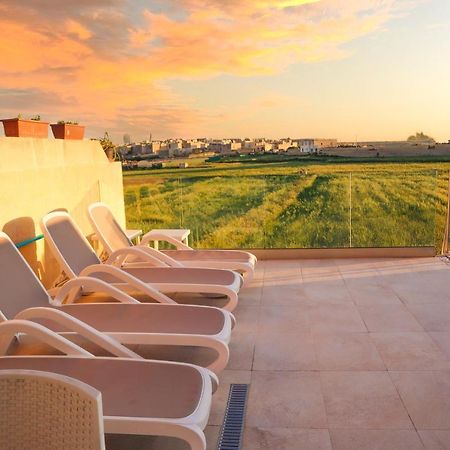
xmin=88 ymin=203 xmax=132 ymax=254
xmin=0 ymin=369 xmax=105 ymax=450
xmin=0 ymin=232 xmax=51 ymax=318
xmin=40 ymin=212 xmax=101 ymax=278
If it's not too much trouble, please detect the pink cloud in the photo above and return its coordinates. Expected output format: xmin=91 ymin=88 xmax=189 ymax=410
xmin=0 ymin=0 xmax=416 ymax=140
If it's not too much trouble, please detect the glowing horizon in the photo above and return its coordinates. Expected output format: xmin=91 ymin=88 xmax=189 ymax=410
xmin=0 ymin=0 xmax=449 ymax=142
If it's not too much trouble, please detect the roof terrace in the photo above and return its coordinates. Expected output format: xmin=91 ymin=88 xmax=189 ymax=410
xmin=106 ymin=256 xmax=450 ymax=449
xmin=2 ymin=138 xmax=450 ymax=449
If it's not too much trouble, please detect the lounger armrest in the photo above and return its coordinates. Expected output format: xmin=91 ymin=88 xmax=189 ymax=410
xmin=134 ymin=245 xmax=184 ymax=268
xmin=155 ymin=283 xmax=239 ymax=312
xmin=52 ymin=277 xmax=141 ymax=306
xmin=15 ymin=308 xmax=142 ymax=359
xmin=138 ymin=333 xmax=230 ymax=376
xmin=141 ymin=232 xmax=192 ymax=250
xmin=0 ymin=319 xmax=92 ymax=357
xmin=106 ymin=247 xmax=168 ymax=268
xmin=79 ymin=264 xmax=177 ymax=305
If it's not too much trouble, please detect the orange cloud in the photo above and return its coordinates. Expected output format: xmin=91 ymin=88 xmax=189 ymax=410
xmin=0 ymin=0 xmax=414 ymax=140
xmin=66 ymin=19 xmax=93 ymax=40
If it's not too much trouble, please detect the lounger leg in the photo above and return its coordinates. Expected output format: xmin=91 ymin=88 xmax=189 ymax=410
xmin=223 ymin=290 xmax=238 ymax=312
xmin=175 ymin=425 xmax=207 ymax=450
xmin=112 ymin=422 xmax=207 ymax=450
xmin=243 ymin=270 xmax=254 ymax=286
xmin=206 ymin=340 xmax=230 ymax=374
xmin=202 ymin=286 xmax=239 ymax=312
xmin=201 ymin=289 xmax=238 ymax=312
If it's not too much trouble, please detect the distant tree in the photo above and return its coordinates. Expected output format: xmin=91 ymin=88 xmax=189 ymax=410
xmin=123 ymin=133 xmax=132 ymax=145
xmin=407 ymin=132 xmax=435 ymax=143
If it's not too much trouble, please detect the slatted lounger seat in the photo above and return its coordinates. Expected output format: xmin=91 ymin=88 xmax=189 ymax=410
xmin=87 ymin=202 xmax=256 ymax=285
xmin=41 ymin=211 xmax=242 ymax=311
xmin=0 ymin=231 xmax=232 ymax=374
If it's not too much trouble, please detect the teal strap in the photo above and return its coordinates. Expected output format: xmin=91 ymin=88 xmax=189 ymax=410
xmin=15 ymin=234 xmax=44 ymax=249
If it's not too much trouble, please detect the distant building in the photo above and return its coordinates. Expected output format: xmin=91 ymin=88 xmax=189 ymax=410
xmin=291 ymin=139 xmax=338 ymax=153
xmin=150 ymin=141 xmax=161 ymax=154
xmin=315 ymin=139 xmax=338 ymax=148
xmin=177 ymin=139 xmax=207 ymax=155
xmin=208 ymin=141 xmax=222 ymax=153
xmin=157 ymin=140 xmax=183 ymax=158
xmin=182 ymin=139 xmax=206 ymax=150
xmin=298 ymin=139 xmax=316 ymax=153
xmin=130 ymin=143 xmax=145 ymax=155
xmin=254 ymin=140 xmax=273 ymax=152
xmin=117 ymin=144 xmax=132 ymax=157
xmin=168 ymin=140 xmax=183 ymax=152
xmin=230 ymin=141 xmax=242 ymax=151
xmin=242 ymin=140 xmax=255 ymax=152
xmin=209 ymin=140 xmax=241 ymax=154
xmin=275 ymin=140 xmax=293 ymax=152
xmin=117 ymin=140 xmax=160 ymax=156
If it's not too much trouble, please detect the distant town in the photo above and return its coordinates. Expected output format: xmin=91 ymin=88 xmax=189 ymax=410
xmin=118 ymin=137 xmax=340 ymax=160
xmin=117 ymin=132 xmax=450 ymax=168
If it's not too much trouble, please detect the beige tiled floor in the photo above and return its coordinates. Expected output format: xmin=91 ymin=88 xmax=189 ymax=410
xmin=107 ymin=257 xmax=450 ymax=449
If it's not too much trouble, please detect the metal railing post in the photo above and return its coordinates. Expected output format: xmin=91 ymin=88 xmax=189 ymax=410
xmin=349 ymin=172 xmax=353 ymax=248
xmin=441 ymin=171 xmax=450 ymax=255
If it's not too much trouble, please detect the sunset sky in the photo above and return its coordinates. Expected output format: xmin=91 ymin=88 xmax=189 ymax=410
xmin=0 ymin=0 xmax=449 ymax=142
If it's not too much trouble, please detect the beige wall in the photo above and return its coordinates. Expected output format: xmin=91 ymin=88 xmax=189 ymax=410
xmin=0 ymin=137 xmax=125 ymax=287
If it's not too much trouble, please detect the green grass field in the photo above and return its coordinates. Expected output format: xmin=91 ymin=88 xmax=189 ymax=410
xmin=123 ymin=157 xmax=450 ymax=250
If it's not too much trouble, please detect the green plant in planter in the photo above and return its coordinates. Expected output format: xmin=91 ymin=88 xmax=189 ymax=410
xmin=16 ymin=114 xmax=41 ymax=121
xmin=57 ymin=120 xmax=79 ymax=125
xmin=93 ymin=131 xmax=117 ymax=161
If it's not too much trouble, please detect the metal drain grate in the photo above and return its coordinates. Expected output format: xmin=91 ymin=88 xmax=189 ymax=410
xmin=217 ymin=384 xmax=249 ymax=450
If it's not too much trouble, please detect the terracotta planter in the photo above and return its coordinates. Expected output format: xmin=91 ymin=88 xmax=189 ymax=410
xmin=105 ymin=148 xmax=116 ymax=161
xmin=51 ymin=123 xmax=85 ymax=140
xmin=2 ymin=118 xmax=49 ymax=138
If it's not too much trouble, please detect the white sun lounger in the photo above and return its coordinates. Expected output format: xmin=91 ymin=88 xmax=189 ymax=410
xmin=87 ymin=202 xmax=256 ymax=285
xmin=0 ymin=369 xmax=106 ymax=450
xmin=0 ymin=231 xmax=232 ymax=374
xmin=0 ymin=320 xmax=213 ymax=449
xmin=41 ymin=211 xmax=242 ymax=311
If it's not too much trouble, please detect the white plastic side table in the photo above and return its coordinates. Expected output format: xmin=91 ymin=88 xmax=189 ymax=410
xmin=145 ymin=229 xmax=190 ymax=250
xmin=124 ymin=229 xmax=143 ymax=244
